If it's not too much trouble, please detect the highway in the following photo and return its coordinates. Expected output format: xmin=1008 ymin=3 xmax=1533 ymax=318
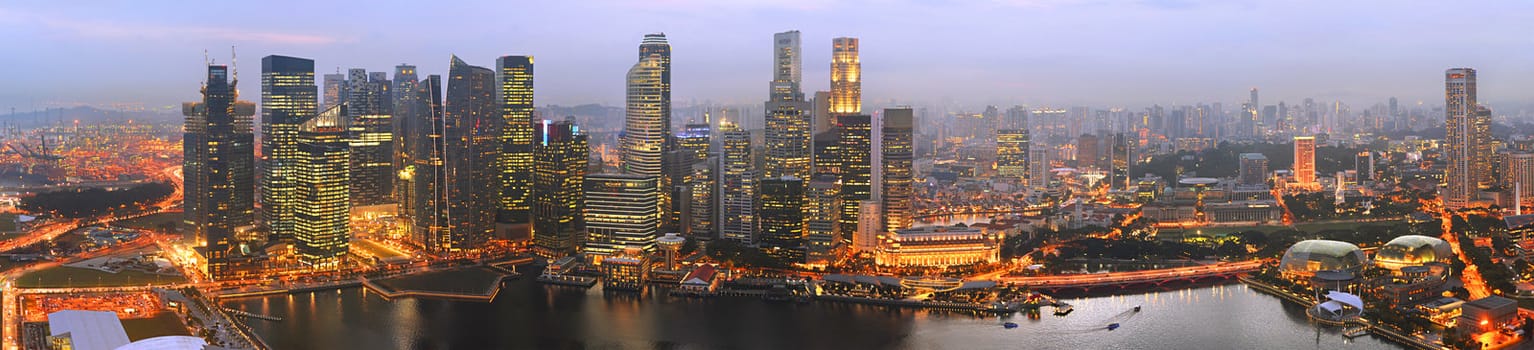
xmin=999 ymin=260 xmax=1266 ymax=288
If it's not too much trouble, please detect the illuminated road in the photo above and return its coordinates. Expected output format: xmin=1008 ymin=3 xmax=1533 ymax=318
xmin=999 ymin=260 xmax=1266 ymax=289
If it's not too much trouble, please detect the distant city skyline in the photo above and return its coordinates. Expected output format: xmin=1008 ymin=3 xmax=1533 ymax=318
xmin=2 ymin=1 xmax=1533 ymax=111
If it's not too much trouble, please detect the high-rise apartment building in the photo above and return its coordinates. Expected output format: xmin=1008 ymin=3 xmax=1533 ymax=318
xmin=496 ymin=56 xmax=536 ymax=229
xmin=531 ymin=118 xmax=589 ymax=259
xmin=1444 ymin=68 xmax=1489 ymax=209
xmin=184 ymin=64 xmax=255 ymax=279
xmin=882 ymin=108 xmax=914 ymax=232
xmin=260 ymin=55 xmax=318 ymax=242
xmin=584 ymin=174 xmax=660 ymax=256
xmin=294 ymin=105 xmax=350 ymax=268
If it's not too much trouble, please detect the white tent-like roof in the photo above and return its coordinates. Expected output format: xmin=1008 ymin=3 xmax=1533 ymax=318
xmin=1326 ymin=291 xmax=1364 ymax=310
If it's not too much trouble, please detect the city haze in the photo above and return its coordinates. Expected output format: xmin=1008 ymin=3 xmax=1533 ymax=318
xmin=1 ymin=0 xmax=1532 ymax=110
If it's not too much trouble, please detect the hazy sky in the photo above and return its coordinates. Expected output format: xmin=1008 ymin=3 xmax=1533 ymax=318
xmin=1 ymin=0 xmax=1531 ymax=112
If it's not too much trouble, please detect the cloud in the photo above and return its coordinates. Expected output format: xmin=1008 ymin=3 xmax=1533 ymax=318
xmin=0 ymin=7 xmax=343 ymax=45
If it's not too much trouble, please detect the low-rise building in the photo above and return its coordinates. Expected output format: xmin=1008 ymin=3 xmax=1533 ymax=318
xmin=1456 ymin=296 xmax=1518 ymax=334
xmin=678 ymin=264 xmax=720 ymax=294
xmin=874 ymin=225 xmax=1000 ymax=267
xmin=600 ymin=247 xmax=651 ymax=291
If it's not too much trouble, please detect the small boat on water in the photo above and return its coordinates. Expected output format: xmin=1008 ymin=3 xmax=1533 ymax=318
xmin=1053 ymin=303 xmax=1074 ymax=316
xmin=1133 ymin=305 xmax=1141 ymax=312
xmin=1107 ymin=323 xmax=1120 ymax=331
xmin=1003 ymin=322 xmax=1019 ymax=329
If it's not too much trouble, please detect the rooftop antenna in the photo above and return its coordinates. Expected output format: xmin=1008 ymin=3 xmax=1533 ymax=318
xmin=231 ymin=45 xmax=239 ymax=90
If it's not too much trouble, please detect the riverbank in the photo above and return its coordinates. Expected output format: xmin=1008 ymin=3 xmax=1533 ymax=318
xmin=1239 ymin=276 xmax=1440 ymax=350
xmin=361 ymin=266 xmax=515 ymax=302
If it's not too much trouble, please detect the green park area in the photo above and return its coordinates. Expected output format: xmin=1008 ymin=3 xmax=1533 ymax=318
xmin=15 ymin=266 xmax=186 ymax=289
xmin=373 ymin=267 xmax=507 ymax=295
xmin=1160 ymin=219 xmax=1407 ymax=241
xmin=111 ymin=212 xmax=191 ymax=240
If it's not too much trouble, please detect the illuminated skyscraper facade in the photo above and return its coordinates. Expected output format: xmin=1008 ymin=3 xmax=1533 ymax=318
xmin=414 ymin=56 xmax=498 ymax=253
xmin=260 ymin=55 xmax=318 ymax=241
xmin=719 ymin=121 xmax=758 ymax=244
xmin=622 ymin=34 xmax=671 ymax=178
xmin=343 ymin=68 xmax=394 ymax=207
xmin=1444 ymin=68 xmax=1487 ymax=209
xmin=881 ymin=108 xmax=914 ymax=232
xmin=184 ymin=64 xmax=254 ymax=279
xmin=837 ymin=114 xmax=872 ymax=237
xmin=409 ymin=75 xmax=443 ymax=249
xmin=496 ymin=56 xmax=536 ymax=227
xmin=830 ymin=37 xmax=861 ymax=115
xmin=623 ymin=34 xmax=672 ymax=230
xmin=391 ymin=64 xmax=419 ymax=218
xmin=804 ymin=174 xmax=842 ymax=265
xmin=997 ymin=129 xmax=1029 ymax=178
xmin=1293 ymin=136 xmax=1316 ymax=186
xmin=761 ymin=177 xmax=805 ymax=260
xmin=294 ymin=105 xmax=350 ymax=268
xmin=584 ymin=174 xmax=660 ymax=256
xmin=532 ymin=118 xmax=589 ymax=259
xmin=765 ymin=30 xmax=813 ymax=179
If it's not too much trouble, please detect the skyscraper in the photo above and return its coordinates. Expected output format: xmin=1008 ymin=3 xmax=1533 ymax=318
xmin=391 ymin=64 xmax=419 ymax=218
xmin=668 ymin=123 xmax=711 ymax=236
xmin=294 ymin=105 xmax=350 ymax=268
xmin=496 ymin=56 xmax=536 ymax=230
xmin=719 ymin=120 xmax=757 ymax=244
xmin=260 ymin=55 xmax=318 ymax=242
xmin=881 ymin=108 xmax=914 ymax=232
xmin=997 ymin=129 xmax=1029 ymax=178
xmin=1444 ymin=68 xmax=1484 ymax=209
xmin=584 ymin=174 xmax=660 ymax=256
xmin=1293 ymin=136 xmax=1316 ymax=186
xmin=322 ymin=72 xmax=345 ymax=111
xmin=830 ymin=37 xmax=861 ymax=115
xmin=342 ymin=68 xmax=393 ymax=207
xmin=184 ymin=63 xmax=255 ymax=279
xmin=760 ymin=176 xmax=805 ymax=260
xmin=804 ymin=174 xmax=842 ymax=265
xmin=414 ymin=56 xmax=498 ymax=253
xmin=1504 ymin=152 xmax=1534 ymax=211
xmin=1029 ymin=147 xmax=1051 ymax=189
xmin=1238 ymin=153 xmax=1269 ymax=186
xmin=623 ymin=34 xmax=672 ymax=230
xmin=531 ymin=118 xmax=589 ymax=259
xmin=409 ymin=75 xmax=443 ymax=248
xmin=765 ymin=31 xmax=813 ymax=180
xmin=837 ymin=114 xmax=872 ymax=237
xmin=622 ymin=33 xmax=672 ymax=178
xmin=686 ymin=155 xmax=717 ymax=240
